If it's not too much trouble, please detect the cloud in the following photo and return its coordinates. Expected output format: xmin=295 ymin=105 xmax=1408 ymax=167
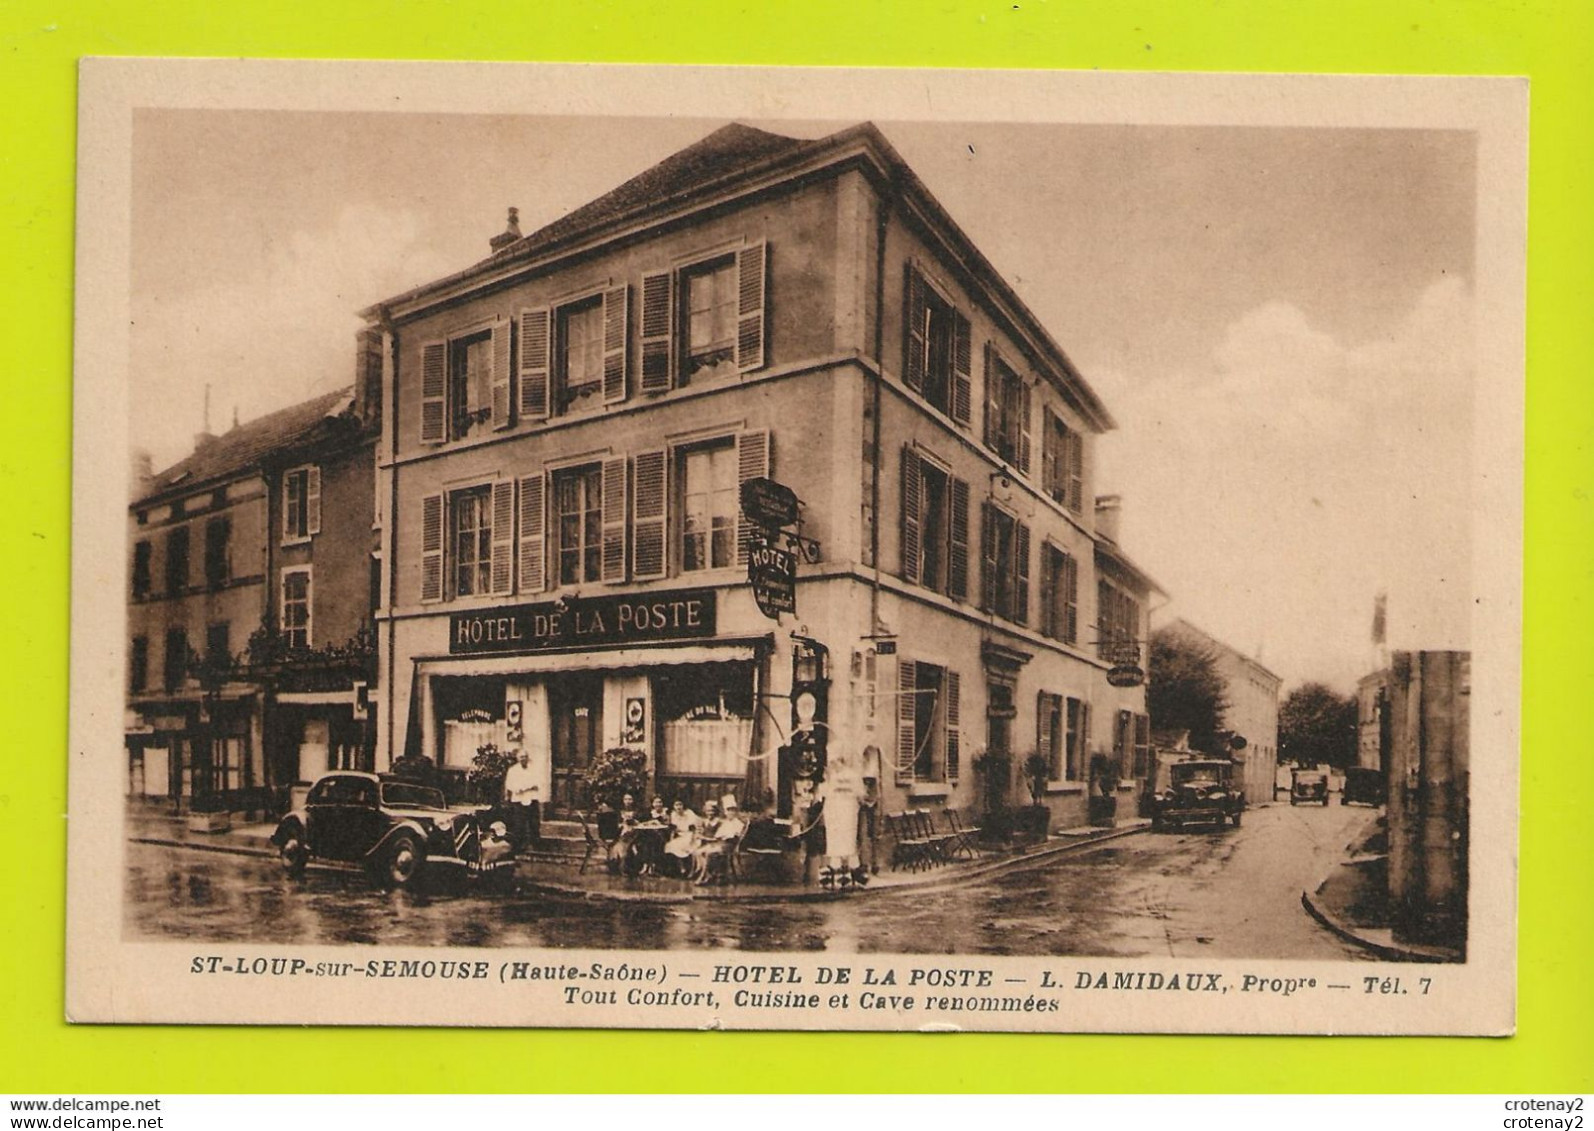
xmin=1098 ymin=278 xmax=1475 ymax=690
xmin=131 ymin=202 xmax=458 ymax=467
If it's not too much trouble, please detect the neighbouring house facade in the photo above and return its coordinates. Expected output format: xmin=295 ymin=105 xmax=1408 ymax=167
xmin=1157 ymin=618 xmax=1281 ymax=807
xmin=1355 ymin=666 xmax=1391 ymax=773
xmin=125 ymin=373 xmax=380 ymax=817
xmin=365 ymin=122 xmax=1159 ymax=827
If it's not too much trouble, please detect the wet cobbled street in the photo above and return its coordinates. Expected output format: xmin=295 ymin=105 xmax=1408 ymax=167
xmin=126 ymin=801 xmax=1371 ymax=959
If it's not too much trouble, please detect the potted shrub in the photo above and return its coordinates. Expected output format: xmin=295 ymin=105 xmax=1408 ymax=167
xmin=1088 ymin=752 xmax=1120 ymax=826
xmin=1016 ymin=752 xmax=1053 ymax=839
xmin=586 ymin=746 xmax=649 ymax=810
xmin=467 ymin=743 xmax=517 ymax=806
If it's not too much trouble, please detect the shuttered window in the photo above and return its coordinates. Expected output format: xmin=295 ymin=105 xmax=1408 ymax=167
xmin=282 ymin=465 xmax=319 ymax=543
xmin=132 ymin=540 xmax=152 ymax=600
xmin=1065 ymin=697 xmax=1089 ymax=782
xmin=902 ymin=262 xmax=971 ymax=425
xmin=639 ymin=241 xmax=770 ymax=395
xmin=1097 ymin=581 xmax=1143 ymax=664
xmin=448 ymin=330 xmax=495 ymax=440
xmin=450 ymin=486 xmax=493 ymax=598
xmin=281 ymin=567 xmax=312 ymax=650
xmin=555 ymin=296 xmax=605 ymax=414
xmin=1042 ymin=408 xmax=1083 ymax=512
xmin=1037 ymin=691 xmax=1065 ymax=781
xmin=554 ymin=465 xmax=605 ymax=586
xmin=983 ymin=345 xmax=1031 ymax=474
xmin=899 ymin=446 xmax=970 ymax=601
xmin=631 ymin=449 xmax=668 ymax=580
xmin=980 ymin=503 xmax=1030 ymax=625
xmin=129 ymin=636 xmax=148 ymax=694
xmin=895 ymin=658 xmax=955 ymax=786
xmin=681 ymin=441 xmax=737 ymax=573
xmin=1039 ymin=542 xmax=1078 ymax=644
xmin=1133 ymin=712 xmax=1152 ymax=779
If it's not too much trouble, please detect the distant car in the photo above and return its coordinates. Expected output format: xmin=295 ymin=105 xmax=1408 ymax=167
xmin=1151 ymin=758 xmax=1245 ymax=831
xmin=271 ymin=772 xmax=515 ymax=888
xmin=1289 ymin=768 xmax=1331 ymax=806
xmin=1340 ymin=766 xmax=1385 ymax=807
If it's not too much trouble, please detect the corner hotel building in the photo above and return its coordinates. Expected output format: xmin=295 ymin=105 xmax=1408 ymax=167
xmin=365 ymin=122 xmax=1159 ymax=826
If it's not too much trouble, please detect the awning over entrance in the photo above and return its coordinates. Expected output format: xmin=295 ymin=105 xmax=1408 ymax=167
xmin=412 ymin=636 xmax=770 ymax=679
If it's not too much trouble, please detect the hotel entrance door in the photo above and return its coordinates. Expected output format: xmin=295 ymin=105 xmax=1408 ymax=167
xmin=548 ymin=672 xmax=603 ymax=812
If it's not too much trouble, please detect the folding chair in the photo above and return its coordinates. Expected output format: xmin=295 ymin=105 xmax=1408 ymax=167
xmin=885 ymin=811 xmax=931 ymax=872
xmin=913 ymin=809 xmax=957 ymax=866
xmin=943 ymin=808 xmax=982 ymax=860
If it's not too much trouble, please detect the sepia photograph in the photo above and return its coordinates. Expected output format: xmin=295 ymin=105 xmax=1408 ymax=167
xmin=68 ymin=61 xmax=1525 ymax=1033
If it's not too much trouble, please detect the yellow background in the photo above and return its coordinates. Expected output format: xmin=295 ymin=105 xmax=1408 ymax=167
xmin=3 ymin=0 xmax=1590 ymax=1094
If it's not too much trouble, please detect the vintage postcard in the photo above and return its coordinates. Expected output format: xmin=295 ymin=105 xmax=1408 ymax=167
xmin=67 ymin=60 xmax=1525 ymax=1033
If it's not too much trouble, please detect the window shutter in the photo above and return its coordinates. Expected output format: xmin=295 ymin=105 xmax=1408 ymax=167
xmin=1042 ymin=410 xmax=1059 ymax=499
xmin=517 ymin=473 xmax=546 ymax=593
xmin=489 ymin=479 xmax=515 ymax=596
xmin=1018 ymin=381 xmax=1033 ymax=475
xmin=1015 ymin=520 xmax=1031 ymax=625
xmin=899 ymin=446 xmax=921 ymax=585
xmin=736 ymin=242 xmax=767 ymax=373
xmin=490 ymin=319 xmax=513 ymax=429
xmin=600 ymin=455 xmax=628 ymax=583
xmin=631 ymin=449 xmax=668 ymax=580
xmin=1038 ymin=546 xmax=1055 ymax=637
xmin=1114 ymin=709 xmax=1131 ymax=775
xmin=1134 ymin=713 xmax=1151 ymax=779
xmin=280 ymin=477 xmax=293 ymax=543
xmin=420 ymin=342 xmax=447 ymax=444
xmin=979 ymin=501 xmax=997 ymax=612
xmin=306 ymin=467 xmax=321 ymax=536
xmin=981 ymin=342 xmax=996 ymax=450
xmin=1036 ymin=690 xmax=1054 ymax=778
xmin=945 ymin=669 xmax=961 ymax=784
xmin=419 ymin=492 xmax=444 ymax=604
xmin=952 ymin=310 xmax=972 ymax=424
xmin=1062 ymin=552 xmax=1078 ymax=644
xmin=1080 ymin=701 xmax=1093 ymax=778
xmin=903 ymin=264 xmax=926 ymax=393
xmin=602 ymin=285 xmax=629 ymax=405
xmin=895 ymin=658 xmax=917 ymax=787
xmin=639 ymin=271 xmax=674 ymax=393
xmin=518 ymin=308 xmax=550 ymax=420
xmin=1067 ymin=428 xmax=1084 ymax=513
xmin=735 ymin=429 xmax=771 ymax=567
xmin=948 ymin=475 xmax=970 ymax=601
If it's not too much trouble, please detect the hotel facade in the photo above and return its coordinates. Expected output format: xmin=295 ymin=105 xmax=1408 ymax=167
xmin=365 ymin=122 xmax=1159 ymax=827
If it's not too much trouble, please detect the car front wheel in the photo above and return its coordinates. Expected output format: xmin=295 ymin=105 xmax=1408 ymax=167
xmin=378 ymin=833 xmax=425 ymax=889
xmin=278 ymin=826 xmax=308 ymax=878
xmin=1231 ymin=809 xmax=1242 ymax=828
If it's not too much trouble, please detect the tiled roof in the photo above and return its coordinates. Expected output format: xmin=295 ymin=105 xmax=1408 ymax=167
xmin=139 ymin=387 xmax=353 ymax=503
xmin=494 ymin=123 xmax=816 ymax=262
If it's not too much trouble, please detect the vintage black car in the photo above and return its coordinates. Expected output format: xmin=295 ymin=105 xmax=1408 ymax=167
xmin=272 ymin=772 xmax=515 ymax=888
xmin=1289 ymin=768 xmax=1331 ymax=806
xmin=1151 ymin=758 xmax=1244 ymax=831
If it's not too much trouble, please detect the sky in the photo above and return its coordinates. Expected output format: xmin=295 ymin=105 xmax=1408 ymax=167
xmin=129 ymin=110 xmax=1477 ymax=693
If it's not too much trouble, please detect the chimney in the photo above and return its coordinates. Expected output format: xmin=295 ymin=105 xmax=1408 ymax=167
xmin=354 ymin=325 xmax=384 ymax=430
xmin=488 ymin=206 xmax=522 ymax=254
xmin=1094 ymin=494 xmax=1122 ymax=543
xmin=193 ymin=384 xmax=217 ymax=451
xmin=131 ymin=448 xmax=154 ymax=500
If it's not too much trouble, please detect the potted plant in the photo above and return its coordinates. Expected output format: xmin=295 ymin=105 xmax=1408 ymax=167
xmin=467 ymin=743 xmax=517 ymax=806
xmin=586 ymin=746 xmax=649 ymax=810
xmin=972 ymin=749 xmax=1015 ymax=844
xmin=1016 ymin=752 xmax=1053 ymax=839
xmin=1088 ymin=752 xmax=1120 ymax=826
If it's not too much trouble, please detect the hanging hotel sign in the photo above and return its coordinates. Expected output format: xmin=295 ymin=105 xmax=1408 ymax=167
xmin=1107 ymin=663 xmax=1145 ymax=688
xmin=749 ymin=538 xmax=797 ymax=619
xmin=448 ymin=588 xmax=717 ymax=655
xmin=740 ymin=476 xmax=799 ymax=529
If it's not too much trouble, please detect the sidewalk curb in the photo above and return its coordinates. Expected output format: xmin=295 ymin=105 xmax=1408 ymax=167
xmin=1299 ymin=886 xmax=1456 ymax=964
xmin=131 ymin=821 xmax=1149 ymax=904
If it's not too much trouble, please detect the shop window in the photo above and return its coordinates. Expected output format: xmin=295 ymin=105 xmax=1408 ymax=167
xmin=435 ymin=676 xmax=507 ymax=771
xmin=281 ymin=567 xmax=312 ymax=650
xmin=980 ymin=503 xmax=1030 ymax=625
xmin=204 ymin=515 xmax=231 ymax=588
xmin=165 ymin=525 xmax=190 ymax=595
xmin=680 ymin=442 xmax=737 ymax=572
xmin=131 ymin=540 xmax=152 ymax=599
xmin=656 ymin=663 xmax=754 ymax=780
xmin=163 ymin=627 xmax=188 ymax=691
xmin=902 ymin=262 xmax=972 ymax=424
xmin=555 ymin=295 xmax=605 ymax=413
xmin=900 ymin=447 xmax=970 ymax=600
xmin=1041 ymin=408 xmax=1083 ymax=512
xmin=451 ymin=485 xmax=493 ymax=598
xmin=1039 ymin=543 xmax=1078 ymax=644
xmin=282 ymin=465 xmax=320 ymax=544
xmin=129 ymin=636 xmax=148 ymax=693
xmin=983 ymin=348 xmax=1031 ymax=473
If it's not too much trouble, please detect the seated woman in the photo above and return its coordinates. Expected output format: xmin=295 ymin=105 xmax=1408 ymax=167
xmin=606 ymin=793 xmax=642 ymax=874
xmin=691 ymin=796 xmax=746 ymax=885
xmin=660 ymin=799 xmax=701 ymax=878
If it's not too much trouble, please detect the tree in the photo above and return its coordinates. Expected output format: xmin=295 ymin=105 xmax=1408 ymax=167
xmin=1279 ymin=683 xmax=1358 ymax=769
xmin=1147 ymin=626 xmax=1230 ymax=753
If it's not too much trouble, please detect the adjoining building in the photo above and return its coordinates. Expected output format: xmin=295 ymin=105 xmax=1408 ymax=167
xmin=125 ymin=364 xmax=380 ymax=820
xmin=1156 ymin=618 xmax=1281 ymax=807
xmin=1355 ymin=666 xmax=1391 ymax=773
xmin=363 ymin=121 xmax=1161 ymax=828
